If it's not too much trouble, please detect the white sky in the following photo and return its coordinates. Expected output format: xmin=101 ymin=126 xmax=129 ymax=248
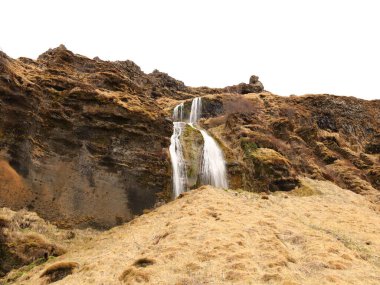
xmin=1 ymin=0 xmax=379 ymax=99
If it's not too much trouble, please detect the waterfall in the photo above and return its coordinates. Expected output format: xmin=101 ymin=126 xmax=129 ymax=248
xmin=189 ymin=97 xmax=202 ymax=124
xmin=199 ymin=129 xmax=228 ymax=189
xmin=169 ymin=102 xmax=187 ymax=197
xmin=169 ymin=97 xmax=228 ymax=198
xmin=188 ymin=97 xmax=228 ymax=189
xmin=173 ymin=102 xmax=184 ymax=122
xmin=169 ymin=120 xmax=187 ymax=197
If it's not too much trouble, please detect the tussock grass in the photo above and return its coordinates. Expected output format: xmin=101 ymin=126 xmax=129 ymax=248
xmin=13 ymin=180 xmax=380 ymax=284
xmin=40 ymin=261 xmax=79 ymax=284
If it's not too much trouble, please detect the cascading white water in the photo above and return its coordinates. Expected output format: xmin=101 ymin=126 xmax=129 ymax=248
xmin=169 ymin=97 xmax=228 ymax=198
xmin=169 ymin=102 xmax=187 ymax=197
xmin=173 ymin=102 xmax=184 ymax=122
xmin=199 ymin=129 xmax=229 ymax=189
xmin=189 ymin=97 xmax=228 ymax=189
xmin=169 ymin=122 xmax=187 ymax=197
xmin=189 ymin=97 xmax=202 ymax=124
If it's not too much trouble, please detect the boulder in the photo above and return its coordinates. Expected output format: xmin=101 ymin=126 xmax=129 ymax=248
xmin=249 ymin=75 xmax=259 ymax=84
xmin=246 ymin=148 xmax=299 ymax=191
xmin=180 ymin=125 xmax=204 ymax=189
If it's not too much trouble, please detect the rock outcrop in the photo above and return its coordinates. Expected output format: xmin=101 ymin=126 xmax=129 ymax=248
xmin=0 ymin=46 xmax=176 ymax=228
xmin=200 ymin=93 xmax=380 ymax=203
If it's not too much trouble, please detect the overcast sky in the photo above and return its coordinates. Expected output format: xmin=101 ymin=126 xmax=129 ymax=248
xmin=1 ymin=0 xmax=379 ymax=99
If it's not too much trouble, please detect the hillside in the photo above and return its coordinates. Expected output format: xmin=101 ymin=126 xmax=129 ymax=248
xmin=1 ymin=46 xmax=379 ymax=228
xmin=1 ymin=46 xmax=380 ymax=284
xmin=5 ymin=181 xmax=380 ymax=285
xmin=0 ymin=45 xmax=265 ymax=228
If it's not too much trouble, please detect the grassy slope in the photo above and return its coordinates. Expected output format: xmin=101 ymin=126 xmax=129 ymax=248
xmin=14 ymin=178 xmax=380 ymax=285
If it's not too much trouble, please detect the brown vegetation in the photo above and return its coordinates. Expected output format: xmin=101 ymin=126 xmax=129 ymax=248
xmin=11 ymin=182 xmax=380 ymax=284
xmin=40 ymin=262 xmax=78 ymax=284
xmin=200 ymin=92 xmax=379 ymax=203
xmin=1 ymin=46 xmax=379 ymax=284
xmin=0 ymin=208 xmax=97 ymax=281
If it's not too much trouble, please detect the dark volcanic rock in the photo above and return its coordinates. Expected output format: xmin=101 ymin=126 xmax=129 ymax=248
xmin=202 ymin=93 xmax=380 ymax=201
xmin=365 ymin=135 xmax=380 ymax=154
xmin=0 ymin=47 xmax=175 ymax=228
xmin=249 ymin=75 xmax=259 ymax=84
xmin=223 ymin=75 xmax=264 ymax=94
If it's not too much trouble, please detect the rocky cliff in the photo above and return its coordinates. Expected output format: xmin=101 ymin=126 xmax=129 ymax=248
xmin=196 ymin=93 xmax=380 ymax=203
xmin=0 ymin=45 xmax=379 ymax=232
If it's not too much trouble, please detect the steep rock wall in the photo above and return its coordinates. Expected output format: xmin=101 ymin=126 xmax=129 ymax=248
xmin=0 ymin=47 xmax=175 ymax=228
xmin=199 ymin=93 xmax=380 ymax=203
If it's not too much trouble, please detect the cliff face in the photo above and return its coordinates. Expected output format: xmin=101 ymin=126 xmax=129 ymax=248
xmin=174 ymin=93 xmax=379 ymax=204
xmin=0 ymin=46 xmax=179 ymax=228
xmin=198 ymin=93 xmax=380 ymax=202
xmin=0 ymin=46 xmax=379 ymax=229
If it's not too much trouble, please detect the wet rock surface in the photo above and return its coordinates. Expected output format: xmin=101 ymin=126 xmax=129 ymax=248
xmin=180 ymin=125 xmax=204 ymax=190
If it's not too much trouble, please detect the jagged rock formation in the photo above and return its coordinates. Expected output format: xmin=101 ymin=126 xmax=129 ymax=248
xmin=0 ymin=45 xmax=379 ymax=232
xmin=0 ymin=46 xmax=175 ymax=228
xmin=175 ymin=93 xmax=380 ymax=203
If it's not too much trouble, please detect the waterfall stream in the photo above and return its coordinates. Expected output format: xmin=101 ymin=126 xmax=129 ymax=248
xmin=173 ymin=102 xmax=184 ymax=122
xmin=199 ymin=129 xmax=229 ymax=189
xmin=189 ymin=97 xmax=202 ymax=124
xmin=169 ymin=102 xmax=187 ymax=197
xmin=169 ymin=97 xmax=228 ymax=197
xmin=169 ymin=121 xmax=187 ymax=197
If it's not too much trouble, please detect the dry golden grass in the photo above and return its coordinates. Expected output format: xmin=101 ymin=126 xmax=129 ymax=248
xmin=0 ymin=160 xmax=32 ymax=209
xmin=0 ymin=208 xmax=98 ymax=251
xmin=0 ymin=207 xmax=98 ymax=282
xmin=40 ymin=262 xmax=79 ymax=284
xmin=14 ymin=178 xmax=380 ymax=284
xmin=289 ymin=179 xmax=322 ymax=197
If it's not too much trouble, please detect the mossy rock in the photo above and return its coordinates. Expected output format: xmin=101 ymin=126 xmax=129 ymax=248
xmin=271 ymin=118 xmax=294 ymax=139
xmin=314 ymin=142 xmax=338 ymax=165
xmin=241 ymin=139 xmax=258 ymax=156
xmin=249 ymin=148 xmax=290 ymax=170
xmin=290 ymin=180 xmax=322 ymax=197
xmin=180 ymin=125 xmax=204 ymax=188
xmin=247 ymin=148 xmax=299 ymax=191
